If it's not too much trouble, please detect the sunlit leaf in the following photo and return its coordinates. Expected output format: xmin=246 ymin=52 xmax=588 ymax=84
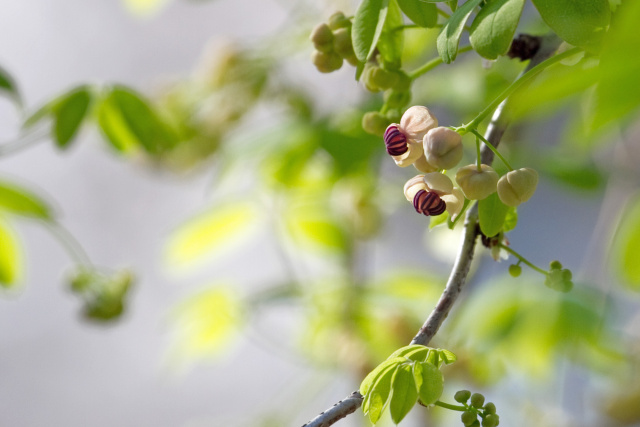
xmin=503 ymin=206 xmax=517 ymax=232
xmin=363 ymin=361 xmax=400 ymax=423
xmin=437 ymin=0 xmax=483 ymax=63
xmin=389 ymin=363 xmax=418 ymax=424
xmin=361 ymin=356 xmax=406 ymax=395
xmin=478 ymin=191 xmax=509 ymax=237
xmin=353 ymin=0 xmax=390 ymax=62
xmin=377 ymin=0 xmax=404 ymax=68
xmin=166 ymin=201 xmax=259 ymax=268
xmin=398 ymin=0 xmax=438 ymax=28
xmin=0 ymin=180 xmax=52 ymax=219
xmin=531 ymin=0 xmax=610 ymax=51
xmin=96 ymin=92 xmax=141 ymax=153
xmin=469 ymin=0 xmax=525 ymax=60
xmin=0 ymin=219 xmax=23 ymax=288
xmin=53 ymin=86 xmax=93 ymax=148
xmin=416 ymin=361 xmax=444 ymax=405
xmin=611 ymin=195 xmax=640 ymax=290
xmin=171 ymin=286 xmax=243 ymax=359
xmin=286 ymin=198 xmax=348 ymax=252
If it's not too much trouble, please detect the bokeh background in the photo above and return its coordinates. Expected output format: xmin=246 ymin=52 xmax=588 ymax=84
xmin=1 ymin=0 xmax=639 ymax=426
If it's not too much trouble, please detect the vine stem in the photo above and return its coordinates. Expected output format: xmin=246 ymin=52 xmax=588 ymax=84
xmin=471 ymin=129 xmax=514 ymax=171
xmin=498 ymin=244 xmax=547 ymax=275
xmin=41 ymin=220 xmax=93 ymax=267
xmin=434 ymin=400 xmax=467 ymax=411
xmin=300 ymin=35 xmax=562 ymax=427
xmin=408 ymin=45 xmax=473 ymax=80
xmin=0 ymin=127 xmax=49 ymax=157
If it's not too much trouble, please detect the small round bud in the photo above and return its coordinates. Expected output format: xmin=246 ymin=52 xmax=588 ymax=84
xmin=328 ymin=11 xmax=351 ymax=30
xmin=333 ymin=28 xmax=356 ymax=61
xmin=470 ymin=393 xmax=485 ymax=408
xmin=455 ymin=390 xmax=472 ymax=403
xmin=384 ymin=90 xmax=412 ymax=109
xmin=456 ymin=164 xmax=499 ymax=200
xmin=461 ymin=411 xmax=477 ymax=426
xmin=484 ymin=402 xmax=496 ymax=415
xmin=384 ymin=124 xmax=408 ymax=156
xmin=424 ymin=127 xmax=463 ymax=170
xmin=549 ymin=260 xmax=562 ymax=270
xmin=392 ymin=71 xmax=412 ymax=91
xmin=399 ymin=106 xmax=438 ymax=142
xmin=363 ymin=66 xmax=398 ymax=92
xmin=413 ymin=190 xmax=446 ymax=216
xmin=508 ymin=264 xmax=522 ymax=277
xmin=482 ymin=414 xmax=499 ymax=427
xmin=470 ymin=422 xmax=481 ymax=427
xmin=362 ymin=111 xmax=389 ymax=136
xmin=310 ymin=23 xmax=334 ymax=52
xmin=496 ymin=168 xmax=538 ymax=207
xmin=311 ymin=50 xmax=343 ymax=73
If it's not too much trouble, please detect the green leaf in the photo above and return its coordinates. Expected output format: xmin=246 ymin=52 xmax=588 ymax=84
xmin=361 ymin=356 xmax=406 ymax=395
xmin=503 ymin=206 xmax=518 ymax=232
xmin=590 ymin=0 xmax=640 ymax=132
xmin=436 ymin=348 xmax=458 ymax=365
xmin=437 ymin=0 xmax=483 ymax=63
xmin=377 ymin=0 xmax=404 ymax=68
xmin=478 ymin=191 xmax=509 ymax=237
xmin=0 ymin=219 xmax=22 ymax=288
xmin=362 ymin=361 xmax=402 ymax=423
xmin=166 ymin=201 xmax=259 ymax=268
xmin=99 ymin=86 xmax=178 ymax=154
xmin=612 ymin=195 xmax=640 ymax=290
xmin=469 ymin=0 xmax=525 ymax=60
xmin=389 ymin=363 xmax=418 ymax=424
xmin=0 ymin=181 xmax=52 ymax=219
xmin=430 ymin=211 xmax=449 ymax=229
xmin=286 ymin=203 xmax=348 ymax=252
xmin=353 ymin=0 xmax=390 ymax=62
xmin=52 ymin=86 xmax=93 ymax=148
xmin=531 ymin=0 xmax=610 ymax=51
xmin=389 ymin=344 xmax=430 ymax=362
xmin=398 ymin=0 xmax=438 ymax=28
xmin=416 ymin=362 xmax=444 ymax=405
xmin=0 ymin=66 xmax=21 ymax=106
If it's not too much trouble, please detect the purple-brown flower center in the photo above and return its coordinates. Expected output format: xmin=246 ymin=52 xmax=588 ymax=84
xmin=413 ymin=190 xmax=446 ymax=216
xmin=384 ymin=125 xmax=408 ymax=156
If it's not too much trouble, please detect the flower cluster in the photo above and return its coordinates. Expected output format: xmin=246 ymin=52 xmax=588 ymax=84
xmin=384 ymin=106 xmax=539 ymax=219
xmin=310 ymin=12 xmax=357 ymax=73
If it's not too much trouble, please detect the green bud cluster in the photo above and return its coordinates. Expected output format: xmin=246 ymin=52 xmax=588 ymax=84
xmin=69 ymin=268 xmax=133 ymax=321
xmin=310 ymin=12 xmax=358 ymax=73
xmin=452 ymin=390 xmax=500 ymax=427
xmin=545 ymin=260 xmax=574 ymax=292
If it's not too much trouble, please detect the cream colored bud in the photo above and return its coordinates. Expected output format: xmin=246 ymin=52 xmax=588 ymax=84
xmin=404 ymin=175 xmax=428 ymax=201
xmin=413 ymin=154 xmax=438 ymax=173
xmin=392 ymin=142 xmax=423 ymax=167
xmin=399 ymin=106 xmax=438 ymax=143
xmin=497 ymin=168 xmax=539 ymax=206
xmin=441 ymin=187 xmax=464 ymax=220
xmin=310 ymin=23 xmax=334 ymax=52
xmin=423 ymin=172 xmax=454 ymax=195
xmin=424 ymin=127 xmax=463 ymax=170
xmin=312 ymin=50 xmax=343 ymax=73
xmin=455 ymin=164 xmax=499 ymax=200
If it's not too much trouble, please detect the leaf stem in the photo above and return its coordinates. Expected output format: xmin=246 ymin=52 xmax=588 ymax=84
xmin=0 ymin=127 xmax=49 ymax=157
xmin=42 ymin=220 xmax=93 ymax=267
xmin=408 ymin=45 xmax=473 ymax=80
xmin=498 ymin=244 xmax=547 ymax=275
xmin=435 ymin=400 xmax=467 ymax=411
xmin=471 ymin=129 xmax=514 ymax=171
xmin=459 ymin=47 xmax=583 ymax=133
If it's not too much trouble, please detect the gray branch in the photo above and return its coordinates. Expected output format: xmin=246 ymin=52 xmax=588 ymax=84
xmin=301 ymin=34 xmax=562 ymax=427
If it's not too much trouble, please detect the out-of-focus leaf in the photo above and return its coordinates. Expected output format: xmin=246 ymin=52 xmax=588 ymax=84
xmin=531 ymin=0 xmax=610 ymax=51
xmin=437 ymin=0 xmax=483 ymax=63
xmin=469 ymin=0 xmax=525 ymax=60
xmin=121 ymin=0 xmax=169 ymax=16
xmin=389 ymin=363 xmax=418 ymax=424
xmin=0 ymin=181 xmax=52 ymax=219
xmin=398 ymin=0 xmax=438 ymax=28
xmin=317 ymin=124 xmax=379 ymax=176
xmin=541 ymin=156 xmax=604 ymax=190
xmin=611 ymin=195 xmax=640 ymax=290
xmin=171 ymin=286 xmax=243 ymax=358
xmin=0 ymin=66 xmax=21 ymax=106
xmin=286 ymin=198 xmax=348 ymax=252
xmin=430 ymin=211 xmax=449 ymax=229
xmin=416 ymin=361 xmax=444 ymax=405
xmin=478 ymin=192 xmax=509 ymax=237
xmin=590 ymin=0 xmax=640 ymax=132
xmin=0 ymin=219 xmax=22 ymax=288
xmin=353 ymin=0 xmax=390 ymax=62
xmin=166 ymin=201 xmax=259 ymax=268
xmin=377 ymin=0 xmax=404 ymax=68
xmin=53 ymin=86 xmax=93 ymax=148
xmin=73 ymin=269 xmax=134 ymax=321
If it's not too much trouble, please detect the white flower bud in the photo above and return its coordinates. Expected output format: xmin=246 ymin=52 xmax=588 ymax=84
xmin=399 ymin=106 xmax=438 ymax=143
xmin=392 ymin=142 xmax=423 ymax=167
xmin=423 ymin=172 xmax=454 ymax=195
xmin=455 ymin=164 xmax=499 ymax=200
xmin=404 ymin=175 xmax=427 ymax=201
xmin=423 ymin=127 xmax=463 ymax=170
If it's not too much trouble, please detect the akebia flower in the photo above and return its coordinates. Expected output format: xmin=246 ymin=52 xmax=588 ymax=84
xmin=497 ymin=168 xmax=538 ymax=207
xmin=384 ymin=106 xmax=438 ymax=167
xmin=455 ymin=164 xmax=499 ymax=200
xmin=403 ymin=173 xmax=464 ymax=219
xmin=423 ymin=127 xmax=463 ymax=170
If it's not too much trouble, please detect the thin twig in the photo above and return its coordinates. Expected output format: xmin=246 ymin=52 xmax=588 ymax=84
xmin=300 ymin=34 xmax=562 ymax=427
